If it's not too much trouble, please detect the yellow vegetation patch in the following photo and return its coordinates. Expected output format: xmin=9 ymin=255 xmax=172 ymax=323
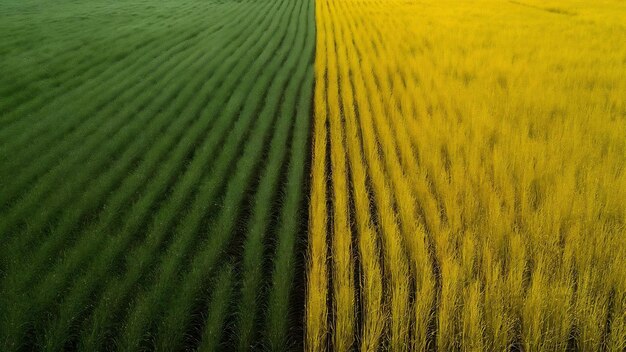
xmin=307 ymin=0 xmax=626 ymax=350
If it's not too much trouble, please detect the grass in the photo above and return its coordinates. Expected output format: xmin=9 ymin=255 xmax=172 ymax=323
xmin=308 ymin=0 xmax=626 ymax=350
xmin=2 ymin=0 xmax=624 ymax=350
xmin=0 ymin=0 xmax=314 ymax=350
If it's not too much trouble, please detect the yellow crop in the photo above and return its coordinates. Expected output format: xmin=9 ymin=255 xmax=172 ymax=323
xmin=307 ymin=0 xmax=626 ymax=351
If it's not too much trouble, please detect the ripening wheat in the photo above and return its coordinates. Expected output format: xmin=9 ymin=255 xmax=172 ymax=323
xmin=307 ymin=0 xmax=626 ymax=350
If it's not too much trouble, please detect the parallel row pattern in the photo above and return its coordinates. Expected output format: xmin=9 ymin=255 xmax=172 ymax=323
xmin=307 ymin=0 xmax=626 ymax=350
xmin=0 ymin=0 xmax=314 ymax=350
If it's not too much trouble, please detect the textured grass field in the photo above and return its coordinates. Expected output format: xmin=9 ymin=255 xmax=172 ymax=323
xmin=307 ymin=0 xmax=626 ymax=350
xmin=2 ymin=0 xmax=625 ymax=351
xmin=0 ymin=0 xmax=313 ymax=350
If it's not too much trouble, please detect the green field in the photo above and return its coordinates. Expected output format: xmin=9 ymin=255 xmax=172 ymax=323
xmin=0 ymin=0 xmax=314 ymax=350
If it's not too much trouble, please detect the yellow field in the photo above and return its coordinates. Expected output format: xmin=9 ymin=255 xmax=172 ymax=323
xmin=307 ymin=0 xmax=626 ymax=350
